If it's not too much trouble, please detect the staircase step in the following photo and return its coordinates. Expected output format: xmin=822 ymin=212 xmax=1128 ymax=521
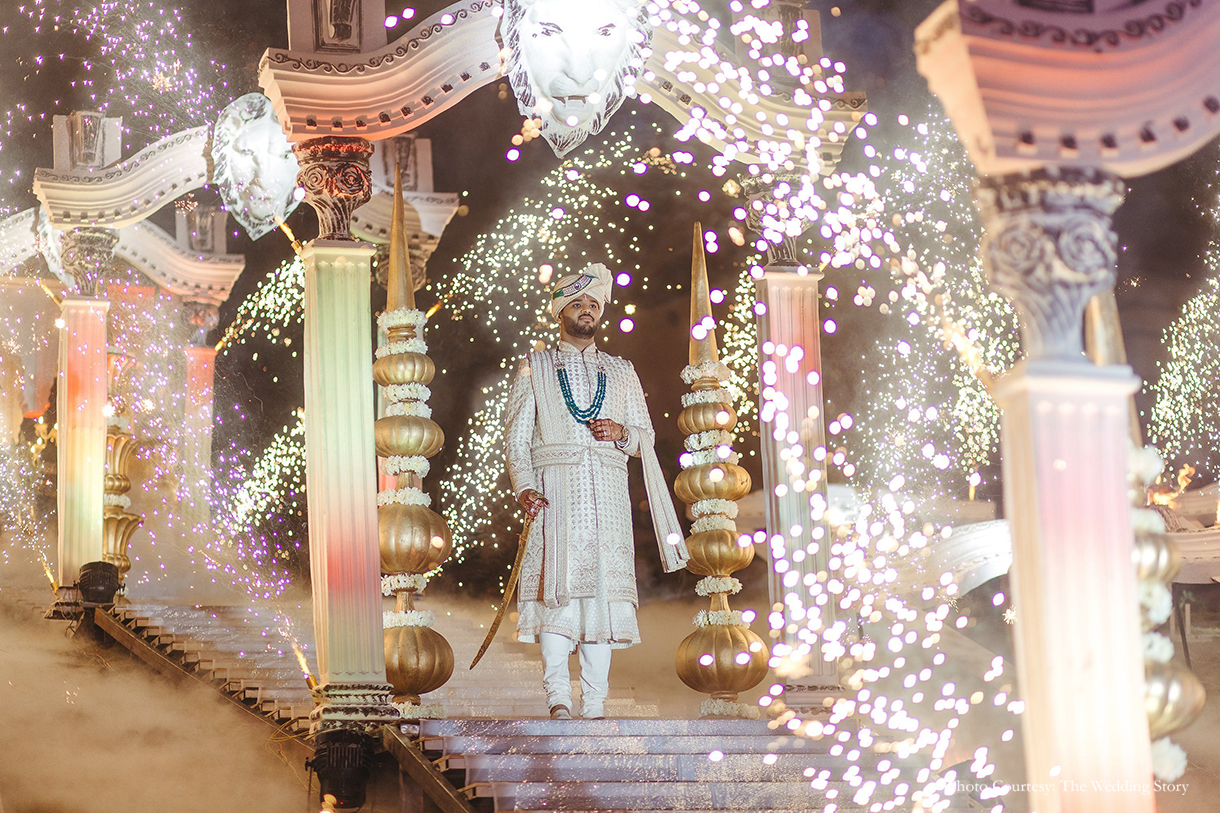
xmin=424 ymin=734 xmax=827 ymax=756
xmin=454 ymin=752 xmax=865 ymax=783
xmin=421 ymin=718 xmax=779 ymax=737
xmin=474 ymin=780 xmax=840 ymax=810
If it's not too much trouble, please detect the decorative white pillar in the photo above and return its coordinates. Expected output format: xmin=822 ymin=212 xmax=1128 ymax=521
xmin=181 ymin=301 xmax=221 ymax=516
xmin=182 ymin=344 xmax=217 ymax=510
xmin=744 ymin=172 xmax=841 ymax=712
xmin=0 ymin=349 xmax=23 ymax=447
xmin=979 ymin=169 xmax=1152 ymax=813
xmin=294 ymin=136 xmax=397 ymax=733
xmin=753 ymin=267 xmax=840 ymax=704
xmin=55 ymin=295 xmax=110 ymax=602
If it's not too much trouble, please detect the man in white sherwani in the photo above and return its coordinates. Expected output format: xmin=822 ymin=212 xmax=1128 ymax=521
xmin=505 ymin=262 xmax=688 ymax=719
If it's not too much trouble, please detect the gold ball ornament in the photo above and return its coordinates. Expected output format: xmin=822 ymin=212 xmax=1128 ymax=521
xmin=675 ymin=622 xmax=768 ymax=701
xmin=373 ymin=352 xmax=435 ymax=387
xmin=380 ymin=504 xmax=452 ymax=575
xmin=678 ymin=402 xmax=737 ymax=435
xmin=374 ymin=415 xmax=444 ymax=458
xmin=1145 ymin=660 xmax=1206 ymax=739
xmin=104 ymin=472 xmax=131 ymax=494
xmin=385 ymin=624 xmax=454 ymax=705
xmin=675 ymin=463 xmax=751 ymax=504
xmin=685 ymin=529 xmax=754 ymax=577
xmin=1132 ymin=534 xmax=1181 ymax=585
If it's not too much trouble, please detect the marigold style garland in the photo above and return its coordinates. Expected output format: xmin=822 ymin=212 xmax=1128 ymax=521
xmin=375 ymin=166 xmax=454 ymax=720
xmin=672 ymin=223 xmax=767 ymax=717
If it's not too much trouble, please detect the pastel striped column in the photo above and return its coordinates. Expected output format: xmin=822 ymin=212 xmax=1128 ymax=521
xmin=301 ymin=240 xmax=386 ymax=686
xmin=56 ymin=296 xmax=110 ymax=595
xmin=181 ymin=345 xmax=217 ymax=513
xmin=996 ymin=361 xmax=1152 ymax=813
xmin=755 ymin=270 xmax=840 ymax=701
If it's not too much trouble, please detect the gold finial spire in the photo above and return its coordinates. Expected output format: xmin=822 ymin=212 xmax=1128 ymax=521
xmin=386 ymin=161 xmax=415 ymax=312
xmin=689 ymin=221 xmax=719 ymax=366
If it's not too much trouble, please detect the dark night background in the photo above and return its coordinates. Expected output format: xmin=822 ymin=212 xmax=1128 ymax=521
xmin=2 ymin=0 xmax=1215 ymax=595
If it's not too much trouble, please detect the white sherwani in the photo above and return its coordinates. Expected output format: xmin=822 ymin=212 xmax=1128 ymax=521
xmin=505 ymin=340 xmax=656 ymax=649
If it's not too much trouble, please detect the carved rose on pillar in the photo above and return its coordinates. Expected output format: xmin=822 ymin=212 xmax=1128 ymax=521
xmin=293 ymin=136 xmax=374 ymax=241
xmin=741 ymin=172 xmax=812 ymax=272
xmin=977 ymin=168 xmax=1124 ymax=361
xmin=60 ymin=227 xmax=118 ymax=297
xmin=183 ymin=301 xmax=221 ymax=346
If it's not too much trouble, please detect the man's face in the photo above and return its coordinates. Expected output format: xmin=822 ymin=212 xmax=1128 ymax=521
xmin=561 ymin=295 xmax=602 ymax=339
xmin=518 ymin=0 xmax=632 ymax=128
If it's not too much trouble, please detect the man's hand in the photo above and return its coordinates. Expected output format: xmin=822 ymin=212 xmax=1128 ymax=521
xmin=588 ymin=418 xmax=625 ymax=443
xmin=518 ymin=489 xmax=549 ymax=518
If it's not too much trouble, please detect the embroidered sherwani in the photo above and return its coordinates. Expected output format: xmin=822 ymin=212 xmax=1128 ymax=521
xmin=505 ymin=340 xmax=655 ymax=649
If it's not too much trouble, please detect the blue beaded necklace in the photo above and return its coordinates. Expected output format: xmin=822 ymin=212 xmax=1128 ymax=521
xmin=555 ymin=347 xmax=606 ymax=423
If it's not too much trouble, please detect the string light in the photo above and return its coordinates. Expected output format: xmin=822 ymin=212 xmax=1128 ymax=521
xmin=1150 ymin=199 xmax=1220 ymax=477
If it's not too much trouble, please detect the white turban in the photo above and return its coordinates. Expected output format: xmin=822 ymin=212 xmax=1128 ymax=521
xmin=550 ymin=263 xmax=614 ymax=321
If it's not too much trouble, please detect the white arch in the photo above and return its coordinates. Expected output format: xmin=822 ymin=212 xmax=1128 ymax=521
xmin=32 ymin=127 xmax=211 ymax=231
xmin=258 ymin=0 xmax=865 ymax=168
xmin=0 ymin=208 xmax=244 ymax=306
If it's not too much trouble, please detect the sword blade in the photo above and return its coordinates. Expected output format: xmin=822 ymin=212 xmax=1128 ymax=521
xmin=469 ymin=516 xmax=533 ymax=670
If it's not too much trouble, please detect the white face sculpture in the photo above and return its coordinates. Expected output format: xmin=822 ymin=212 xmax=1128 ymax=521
xmin=212 ymin=93 xmax=301 ymax=240
xmin=506 ymin=0 xmax=651 ymax=157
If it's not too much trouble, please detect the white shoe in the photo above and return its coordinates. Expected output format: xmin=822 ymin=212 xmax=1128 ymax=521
xmin=549 ymin=704 xmax=573 ymax=720
xmin=581 ymin=707 xmax=605 ymax=720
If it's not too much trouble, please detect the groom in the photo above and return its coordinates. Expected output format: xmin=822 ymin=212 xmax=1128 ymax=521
xmin=504 ymin=262 xmax=688 ymax=719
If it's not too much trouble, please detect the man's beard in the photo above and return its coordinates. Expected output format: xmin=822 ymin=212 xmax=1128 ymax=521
xmin=563 ymin=313 xmax=598 ymax=339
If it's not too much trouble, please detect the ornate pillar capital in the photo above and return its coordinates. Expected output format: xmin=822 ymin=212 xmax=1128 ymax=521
xmin=740 ymin=171 xmax=818 ymax=274
xmin=293 ymin=136 xmax=374 ymax=241
xmin=60 ymin=226 xmax=118 ymax=297
xmin=976 ymin=167 xmax=1125 ymax=361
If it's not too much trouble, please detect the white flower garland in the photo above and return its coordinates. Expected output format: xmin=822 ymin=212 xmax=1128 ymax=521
xmin=1151 ymin=737 xmax=1188 ymax=781
xmin=394 ymin=701 xmax=446 ymax=720
xmin=700 ymin=697 xmax=760 ymax=719
xmin=1131 ymin=508 xmax=1166 ymax=536
xmin=378 ymin=308 xmax=426 ymax=331
xmin=683 ymin=449 xmax=740 ymax=468
xmin=681 ymin=388 xmax=732 ymax=407
xmin=685 ymin=429 xmax=733 ymax=452
xmin=692 ymin=499 xmax=739 ymax=519
xmin=692 ymin=515 xmax=737 ymax=534
xmin=381 ymin=455 xmax=430 ymax=478
xmin=376 ymin=338 xmax=428 ymax=358
xmin=377 ymin=487 xmax=432 ymax=507
xmin=1138 ymin=581 xmax=1172 ymax=626
xmin=1129 ymin=444 xmax=1164 ymax=490
xmin=681 ymin=360 xmax=732 ymax=385
xmin=385 ymin=383 xmax=431 ymax=403
xmin=387 ymin=401 xmax=433 ymax=418
xmin=1143 ymin=631 xmax=1174 ymax=664
xmin=695 ymin=576 xmax=743 ymax=597
xmin=382 ymin=573 xmax=429 ymax=596
xmin=383 ymin=609 xmax=436 ymax=629
xmin=103 ymin=493 xmax=132 ymax=509
xmin=694 ymin=609 xmax=744 ymax=627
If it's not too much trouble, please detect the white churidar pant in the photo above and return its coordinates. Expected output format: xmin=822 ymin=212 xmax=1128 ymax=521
xmin=539 ymin=631 xmax=612 ymax=718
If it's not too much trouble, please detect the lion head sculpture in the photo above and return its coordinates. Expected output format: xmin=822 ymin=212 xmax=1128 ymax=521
xmin=211 ymin=93 xmax=300 ymax=241
xmin=503 ymin=0 xmax=652 ymax=157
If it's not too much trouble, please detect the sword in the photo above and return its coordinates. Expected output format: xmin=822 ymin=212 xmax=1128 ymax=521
xmin=469 ymin=514 xmax=535 ymax=670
